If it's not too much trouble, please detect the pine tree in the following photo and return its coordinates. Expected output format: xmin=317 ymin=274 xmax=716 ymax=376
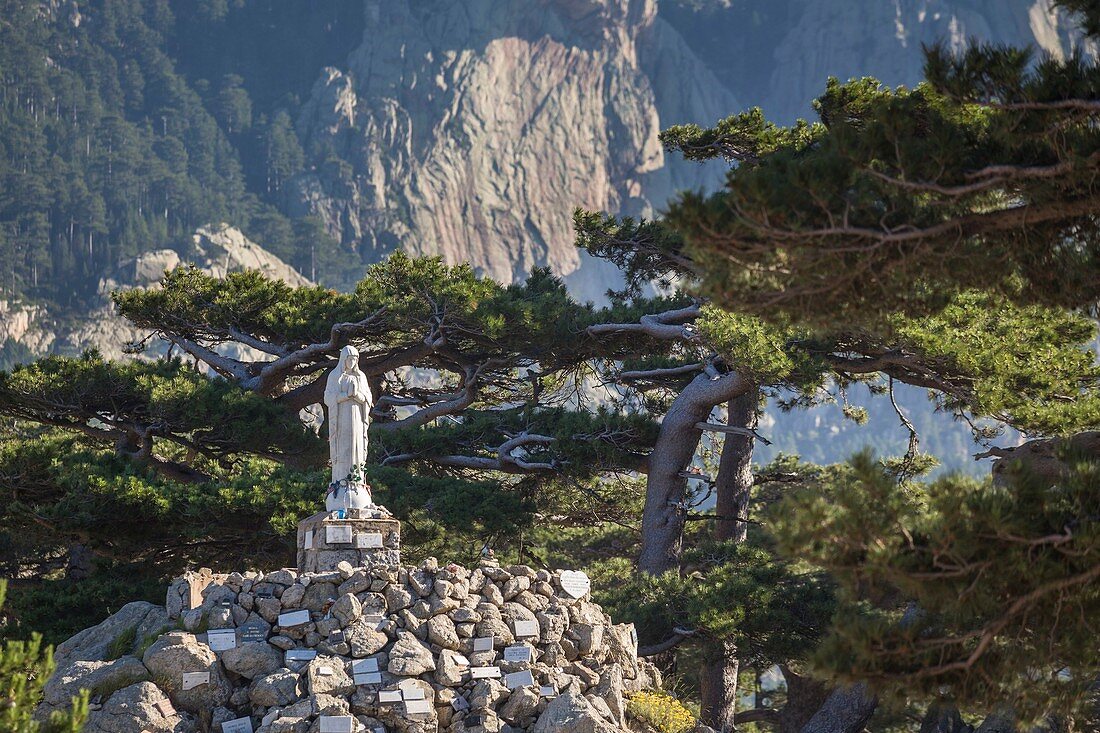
xmin=574 ymin=1 xmax=1100 ymax=727
xmin=572 ymin=212 xmax=1099 ymax=729
xmin=262 ymin=110 xmax=305 ymax=195
xmin=215 ymin=74 xmax=252 ymax=135
xmin=656 ymin=2 xmax=1100 ymax=329
xmin=0 ymin=580 xmax=89 ymax=731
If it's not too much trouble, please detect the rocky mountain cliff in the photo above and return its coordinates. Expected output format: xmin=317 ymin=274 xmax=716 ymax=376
xmin=288 ymin=0 xmax=734 ymax=297
xmin=287 ymin=0 xmax=1087 ymax=297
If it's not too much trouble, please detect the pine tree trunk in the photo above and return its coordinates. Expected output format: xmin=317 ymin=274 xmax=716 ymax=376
xmin=66 ymin=543 xmax=95 ymax=581
xmin=973 ymin=709 xmax=1015 ymax=733
xmin=776 ymin=667 xmax=831 ymax=733
xmin=714 ymin=392 xmax=757 ymax=543
xmin=700 ymin=391 xmax=758 ymax=729
xmin=920 ymin=705 xmax=972 ymax=733
xmin=796 ymin=683 xmax=876 ymax=733
xmin=637 ymin=371 xmax=750 ymax=574
xmin=700 ymin=641 xmax=739 ymax=731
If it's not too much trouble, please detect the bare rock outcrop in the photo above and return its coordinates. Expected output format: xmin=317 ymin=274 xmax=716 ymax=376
xmin=0 ymin=299 xmax=55 ymax=356
xmin=7 ymin=224 xmax=311 ymax=364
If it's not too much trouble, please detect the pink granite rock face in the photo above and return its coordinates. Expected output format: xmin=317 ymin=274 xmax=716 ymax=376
xmin=290 ymin=0 xmax=735 ymax=301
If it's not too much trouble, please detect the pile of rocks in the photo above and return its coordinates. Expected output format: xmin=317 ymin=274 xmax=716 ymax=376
xmin=39 ymin=559 xmax=660 ymax=733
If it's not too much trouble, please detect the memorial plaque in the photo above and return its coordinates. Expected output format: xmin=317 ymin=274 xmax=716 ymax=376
xmin=405 ymin=699 xmax=432 ymax=715
xmin=303 ymin=529 xmax=314 ymax=549
xmin=364 ymin=613 xmax=385 ymax=630
xmin=326 ymin=525 xmax=353 ymax=544
xmin=378 ymin=690 xmax=403 ymax=703
xmin=181 ymin=671 xmax=209 ymax=690
xmin=221 ymin=717 xmax=253 ymax=733
xmin=505 ymin=669 xmax=535 ymax=689
xmin=452 ymin=653 xmax=470 ymax=667
xmin=207 ymin=629 xmax=236 ymax=652
xmin=539 ymin=685 xmax=557 ymax=698
xmin=354 ymin=671 xmax=382 ymax=685
xmin=470 ymin=666 xmax=502 ymax=679
xmin=465 ymin=715 xmax=484 ymax=728
xmin=319 ymin=716 xmax=355 ymax=733
xmin=329 ymin=629 xmax=345 ymax=643
xmin=512 ymin=619 xmax=539 ymax=638
xmin=401 ymin=686 xmax=425 ymax=701
xmin=559 ymin=570 xmax=591 ymax=599
xmin=239 ymin=623 xmax=267 ymax=644
xmin=353 ymin=658 xmax=379 ymax=674
xmin=318 ymin=665 xmax=334 ymax=676
xmin=154 ymin=698 xmax=175 ymax=716
xmin=185 ymin=570 xmax=213 ymax=610
xmin=356 ymin=532 xmax=384 ymax=549
xmin=278 ymin=609 xmax=310 ymax=627
xmin=285 ymin=649 xmax=317 ymax=662
xmin=451 ymin=695 xmax=470 ymax=711
xmin=472 ymin=636 xmax=494 ymax=652
xmin=502 ymin=645 xmax=531 ymax=663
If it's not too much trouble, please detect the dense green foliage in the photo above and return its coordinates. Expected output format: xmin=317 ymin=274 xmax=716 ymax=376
xmin=0 ymin=353 xmax=323 ymax=479
xmin=0 ymin=0 xmax=361 ymax=304
xmin=774 ymin=450 xmax=1100 ymax=722
xmin=659 ymin=52 xmax=1100 ymax=326
xmin=0 ymin=580 xmax=89 ymax=731
xmin=573 ymin=4 xmax=1100 ymax=724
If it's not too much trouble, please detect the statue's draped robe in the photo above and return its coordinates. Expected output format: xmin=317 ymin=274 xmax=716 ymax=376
xmin=324 ymin=368 xmax=372 ymax=485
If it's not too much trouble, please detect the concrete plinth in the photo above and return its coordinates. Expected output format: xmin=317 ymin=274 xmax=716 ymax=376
xmin=296 ymin=508 xmax=400 ymax=572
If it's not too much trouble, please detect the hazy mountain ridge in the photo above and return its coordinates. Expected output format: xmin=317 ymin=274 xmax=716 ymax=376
xmin=659 ymin=0 xmax=1093 ymax=125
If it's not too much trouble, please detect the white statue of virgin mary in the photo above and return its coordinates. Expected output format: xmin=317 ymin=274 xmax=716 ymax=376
xmin=323 ymin=344 xmax=373 ymax=511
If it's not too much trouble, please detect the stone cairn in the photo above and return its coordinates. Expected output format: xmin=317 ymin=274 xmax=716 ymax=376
xmin=38 ymin=557 xmax=661 ymax=733
xmin=40 ymin=383 xmax=661 ymax=733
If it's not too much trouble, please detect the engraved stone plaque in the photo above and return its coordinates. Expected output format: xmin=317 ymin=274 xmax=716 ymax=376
xmin=559 ymin=570 xmax=591 ymax=599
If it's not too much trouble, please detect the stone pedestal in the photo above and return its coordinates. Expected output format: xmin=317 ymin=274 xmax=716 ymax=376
xmin=296 ymin=508 xmax=400 ymax=572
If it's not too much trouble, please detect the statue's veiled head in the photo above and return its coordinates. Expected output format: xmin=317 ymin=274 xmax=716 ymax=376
xmin=341 ymin=344 xmax=360 ymax=373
